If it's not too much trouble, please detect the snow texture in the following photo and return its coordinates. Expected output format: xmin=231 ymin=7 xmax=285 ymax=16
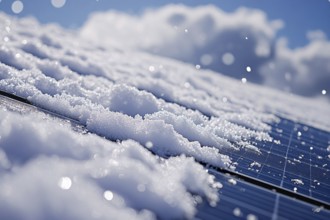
xmin=0 ymin=9 xmax=329 ymax=220
xmin=0 ymin=109 xmax=219 ymax=220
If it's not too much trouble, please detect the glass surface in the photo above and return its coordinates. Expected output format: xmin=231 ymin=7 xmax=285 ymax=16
xmin=221 ymin=117 xmax=330 ymax=204
xmin=197 ymin=169 xmax=330 ymax=220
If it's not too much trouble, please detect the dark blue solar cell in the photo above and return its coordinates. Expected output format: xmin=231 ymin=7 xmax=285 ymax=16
xmin=261 ymin=153 xmax=286 ymax=170
xmin=197 ymin=169 xmax=330 ymax=220
xmin=277 ymin=196 xmax=329 ymax=220
xmin=311 ymin=166 xmax=330 ymax=183
xmin=213 ymin=116 xmax=330 ymax=216
xmin=197 ymin=170 xmax=276 ymax=219
xmin=285 ymin=161 xmax=310 ymax=178
xmin=257 ymin=165 xmax=283 ymax=185
xmin=313 ymin=192 xmax=330 ymax=204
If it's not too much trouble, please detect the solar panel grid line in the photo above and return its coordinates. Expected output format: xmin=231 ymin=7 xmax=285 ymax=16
xmin=211 ymin=138 xmax=330 ymax=216
xmin=277 ymin=195 xmax=328 ymax=220
xmin=283 ymin=173 xmax=311 ymax=188
xmin=229 ymin=153 xmax=292 ymax=178
xmin=270 ymin=132 xmax=328 ymax=152
xmin=309 ymin=144 xmax=313 ymax=198
xmin=277 ymin=196 xmax=309 ymax=220
xmin=313 ymin=192 xmax=330 ymax=204
xmin=219 ymin=194 xmax=274 ymax=217
xmin=278 ymin=122 xmax=330 ymax=204
xmin=272 ymin=119 xmax=329 ymax=145
xmin=222 ymin=115 xmax=330 ymax=205
xmin=289 ymin=138 xmax=328 ymax=153
xmin=294 ymin=133 xmax=329 ymax=144
xmin=202 ymin=170 xmax=277 ymax=219
xmin=304 ymin=141 xmax=327 ymax=149
xmin=231 ymin=157 xmax=288 ymax=183
xmin=256 ymin=138 xmax=276 ymax=177
xmin=256 ymin=167 xmax=282 ymax=185
xmin=208 ymin=165 xmax=330 ymax=210
xmin=280 ymin=124 xmax=329 ymax=199
xmin=271 ymin=194 xmax=280 ymax=220
xmin=289 ymin=139 xmax=320 ymax=150
xmin=250 ymin=147 xmax=327 ymax=171
xmin=226 ymin=159 xmax=329 ymax=203
xmin=268 ymin=148 xmax=314 ymax=170
xmin=197 ymin=169 xmax=330 ymax=220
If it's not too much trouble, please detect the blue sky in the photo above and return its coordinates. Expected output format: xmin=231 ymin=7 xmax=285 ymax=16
xmin=0 ymin=0 xmax=329 ymax=48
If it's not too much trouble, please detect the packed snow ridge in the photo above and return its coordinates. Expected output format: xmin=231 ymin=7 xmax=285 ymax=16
xmin=0 ymin=11 xmax=329 ymax=220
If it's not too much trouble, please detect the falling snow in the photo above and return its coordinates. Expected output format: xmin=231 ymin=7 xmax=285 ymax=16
xmin=11 ymin=1 xmax=23 ymax=14
xmin=0 ymin=10 xmax=329 ymax=220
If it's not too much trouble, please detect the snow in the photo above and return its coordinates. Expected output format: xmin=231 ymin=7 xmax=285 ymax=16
xmin=0 ymin=109 xmax=219 ymax=219
xmin=0 ymin=10 xmax=329 ymax=220
xmin=250 ymin=161 xmax=262 ymax=168
xmin=291 ymin=179 xmax=304 ymax=185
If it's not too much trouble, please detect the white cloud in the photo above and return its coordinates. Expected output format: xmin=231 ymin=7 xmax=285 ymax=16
xmin=260 ymin=36 xmax=330 ymax=96
xmin=306 ymin=30 xmax=327 ymax=42
xmin=81 ymin=5 xmax=283 ymax=82
xmin=81 ymin=4 xmax=329 ymax=99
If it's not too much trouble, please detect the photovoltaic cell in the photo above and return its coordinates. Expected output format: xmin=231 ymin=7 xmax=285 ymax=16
xmin=221 ymin=117 xmax=330 ymax=205
xmin=197 ymin=169 xmax=330 ymax=220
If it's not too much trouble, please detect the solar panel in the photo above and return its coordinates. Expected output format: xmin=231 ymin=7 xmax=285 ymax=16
xmin=221 ymin=117 xmax=330 ymax=205
xmin=196 ymin=169 xmax=330 ymax=220
xmin=197 ymin=116 xmax=330 ymax=219
xmin=1 ymin=91 xmax=330 ymax=219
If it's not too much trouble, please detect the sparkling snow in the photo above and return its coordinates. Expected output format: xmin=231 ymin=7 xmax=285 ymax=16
xmin=0 ymin=11 xmax=329 ymax=220
xmin=0 ymin=109 xmax=219 ymax=219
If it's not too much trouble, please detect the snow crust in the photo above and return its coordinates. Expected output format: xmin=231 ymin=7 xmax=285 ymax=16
xmin=0 ymin=11 xmax=329 ymax=219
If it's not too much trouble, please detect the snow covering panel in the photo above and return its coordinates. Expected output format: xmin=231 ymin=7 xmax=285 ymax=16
xmin=0 ymin=11 xmax=330 ymax=220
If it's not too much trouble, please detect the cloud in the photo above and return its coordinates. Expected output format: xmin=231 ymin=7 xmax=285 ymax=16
xmin=81 ymin=4 xmax=329 ymax=98
xmin=260 ymin=36 xmax=330 ymax=96
xmin=306 ymin=30 xmax=327 ymax=42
